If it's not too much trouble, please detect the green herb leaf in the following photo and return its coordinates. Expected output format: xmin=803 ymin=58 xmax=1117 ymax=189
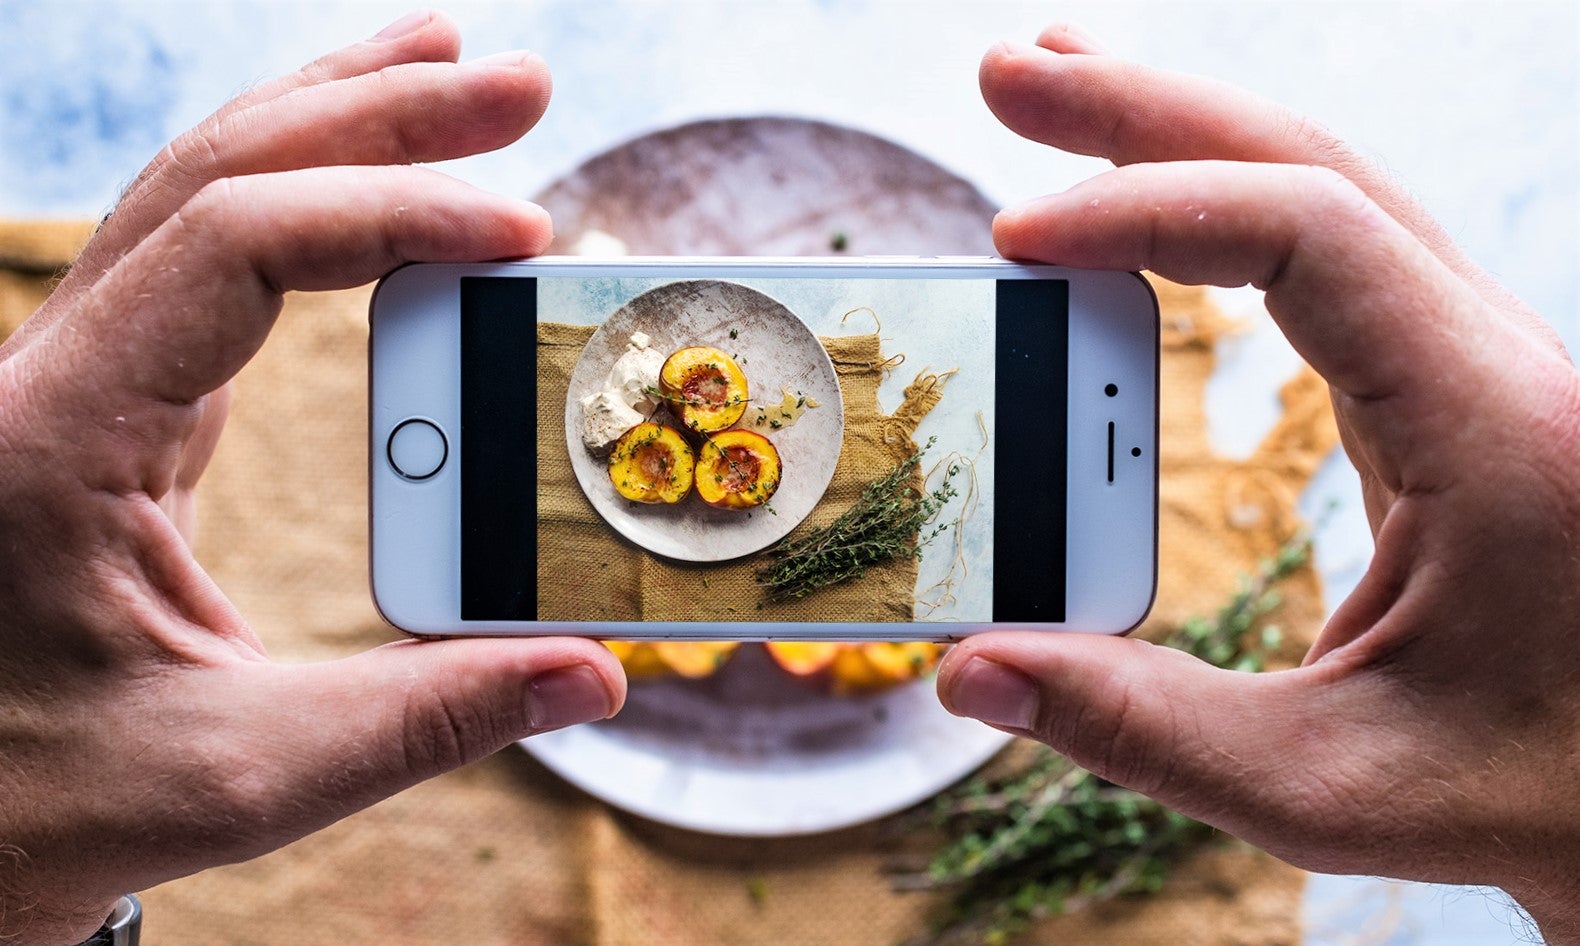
xmin=755 ymin=438 xmax=957 ymax=602
xmin=888 ymin=531 xmax=1314 ymax=946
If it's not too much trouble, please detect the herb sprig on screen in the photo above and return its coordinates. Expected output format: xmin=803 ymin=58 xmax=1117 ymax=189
xmin=756 ymin=438 xmax=957 ymax=602
xmin=888 ymin=533 xmax=1312 ymax=946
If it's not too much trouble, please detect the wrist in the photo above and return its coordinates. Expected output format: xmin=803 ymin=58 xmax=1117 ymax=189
xmin=75 ymin=895 xmax=141 ymax=946
xmin=1507 ymin=884 xmax=1580 ymax=946
xmin=0 ymin=893 xmax=137 ymax=946
xmin=1490 ymin=804 xmax=1580 ymax=945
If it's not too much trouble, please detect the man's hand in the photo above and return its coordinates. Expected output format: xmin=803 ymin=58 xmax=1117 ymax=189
xmin=937 ymin=24 xmax=1580 ymax=942
xmin=0 ymin=13 xmax=624 ymax=944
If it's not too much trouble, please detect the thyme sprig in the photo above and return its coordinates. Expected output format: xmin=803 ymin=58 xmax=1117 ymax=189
xmin=756 ymin=438 xmax=958 ymax=602
xmin=889 ymin=532 xmax=1313 ymax=946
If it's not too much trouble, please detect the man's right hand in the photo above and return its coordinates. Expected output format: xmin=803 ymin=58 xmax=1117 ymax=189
xmin=939 ymin=23 xmax=1580 ymax=942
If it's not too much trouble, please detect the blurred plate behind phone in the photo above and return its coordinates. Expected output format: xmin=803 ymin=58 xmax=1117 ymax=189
xmin=521 ymin=117 xmax=1013 ymax=836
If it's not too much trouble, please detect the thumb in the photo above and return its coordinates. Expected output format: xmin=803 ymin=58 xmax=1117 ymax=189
xmin=237 ymin=637 xmax=624 ymax=838
xmin=937 ymin=631 xmax=1312 ymax=833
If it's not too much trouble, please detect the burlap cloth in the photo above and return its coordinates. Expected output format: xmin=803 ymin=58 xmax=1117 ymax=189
xmin=1 ymin=220 xmax=1337 ymax=945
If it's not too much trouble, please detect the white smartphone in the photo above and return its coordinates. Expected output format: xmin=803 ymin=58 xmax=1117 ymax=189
xmin=369 ymin=257 xmax=1157 ymax=640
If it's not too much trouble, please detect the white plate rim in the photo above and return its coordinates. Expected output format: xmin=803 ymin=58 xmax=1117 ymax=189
xmin=520 ymin=682 xmax=1014 ymax=837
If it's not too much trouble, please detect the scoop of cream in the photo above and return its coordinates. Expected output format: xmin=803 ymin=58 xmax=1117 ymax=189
xmin=580 ymin=332 xmax=665 ymax=453
xmin=579 ymin=389 xmax=645 ymax=454
xmin=607 ymin=332 xmax=664 ymax=413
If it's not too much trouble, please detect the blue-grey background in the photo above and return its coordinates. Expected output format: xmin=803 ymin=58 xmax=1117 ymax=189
xmin=2 ymin=1 xmax=1574 ymax=943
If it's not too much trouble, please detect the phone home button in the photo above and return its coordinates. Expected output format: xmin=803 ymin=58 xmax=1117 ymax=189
xmin=387 ymin=418 xmax=448 ymax=480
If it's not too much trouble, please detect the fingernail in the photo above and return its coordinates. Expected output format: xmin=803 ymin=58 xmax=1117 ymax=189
xmin=992 ymin=206 xmax=1022 ymax=230
xmin=372 ymin=10 xmax=431 ymax=42
xmin=999 ymin=192 xmax=1067 ymax=227
xmin=526 ymin=665 xmax=612 ymax=731
xmin=1045 ymin=22 xmax=1113 ymax=55
xmin=468 ymin=49 xmax=535 ymax=70
xmin=1021 ymin=191 xmax=1069 ymax=212
xmin=945 ymin=658 xmax=1041 ymax=731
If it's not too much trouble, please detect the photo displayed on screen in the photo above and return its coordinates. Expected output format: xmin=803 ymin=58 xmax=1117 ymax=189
xmin=459 ymin=274 xmax=1068 ymax=625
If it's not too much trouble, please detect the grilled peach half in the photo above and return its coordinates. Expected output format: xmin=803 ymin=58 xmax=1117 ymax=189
xmin=764 ymin=641 xmax=841 ymax=677
xmin=604 ymin=641 xmax=740 ymax=679
xmin=764 ymin=642 xmax=947 ymax=692
xmin=695 ymin=429 xmax=781 ymax=510
xmin=608 ymin=422 xmax=695 ymax=504
xmin=659 ymin=346 xmax=749 ymax=433
xmin=829 ymin=642 xmax=947 ymax=694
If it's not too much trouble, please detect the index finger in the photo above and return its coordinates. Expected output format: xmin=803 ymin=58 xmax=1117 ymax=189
xmin=980 ymin=37 xmax=1552 ymax=342
xmin=994 ymin=160 xmax=1559 ymax=493
xmin=124 ymin=10 xmax=463 ymax=207
xmin=29 ymin=166 xmax=550 ymax=499
xmin=54 ymin=11 xmax=462 ymax=309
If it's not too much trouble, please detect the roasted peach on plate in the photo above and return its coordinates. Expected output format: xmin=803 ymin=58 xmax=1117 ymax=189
xmin=763 ymin=641 xmax=841 ymax=677
xmin=562 ymin=279 xmax=844 ymax=562
xmin=828 ymin=642 xmax=947 ymax=693
xmin=608 ymin=422 xmax=695 ymax=504
xmin=764 ymin=641 xmax=947 ymax=693
xmin=695 ymin=430 xmax=781 ymax=510
xmin=603 ymin=640 xmax=741 ymax=679
xmin=659 ymin=346 xmax=749 ymax=433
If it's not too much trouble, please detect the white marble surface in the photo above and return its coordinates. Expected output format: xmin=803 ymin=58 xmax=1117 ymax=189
xmin=2 ymin=1 xmax=1575 ymax=943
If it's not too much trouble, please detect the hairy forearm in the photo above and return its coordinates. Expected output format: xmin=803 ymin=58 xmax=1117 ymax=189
xmin=1510 ymin=881 xmax=1580 ymax=946
xmin=0 ymin=842 xmax=118 ymax=946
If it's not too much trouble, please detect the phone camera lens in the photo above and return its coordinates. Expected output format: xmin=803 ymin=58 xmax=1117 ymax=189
xmin=1104 ymin=383 xmax=1118 ymax=397
xmin=1131 ymin=447 xmax=1142 ymax=457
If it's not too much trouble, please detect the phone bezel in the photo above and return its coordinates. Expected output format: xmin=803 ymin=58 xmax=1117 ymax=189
xmin=369 ymin=257 xmax=1158 ymax=639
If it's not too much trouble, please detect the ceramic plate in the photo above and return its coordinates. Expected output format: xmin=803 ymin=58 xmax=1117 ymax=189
xmin=528 ymin=116 xmax=1006 ymax=835
xmin=522 ymin=646 xmax=1011 ymax=836
xmin=563 ymin=279 xmax=844 ymax=562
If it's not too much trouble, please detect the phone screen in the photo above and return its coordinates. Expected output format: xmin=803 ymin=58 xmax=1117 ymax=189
xmin=458 ymin=273 xmax=1068 ymax=625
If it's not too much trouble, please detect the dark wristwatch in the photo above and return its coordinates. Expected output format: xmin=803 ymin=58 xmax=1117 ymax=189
xmin=78 ymin=895 xmax=140 ymax=946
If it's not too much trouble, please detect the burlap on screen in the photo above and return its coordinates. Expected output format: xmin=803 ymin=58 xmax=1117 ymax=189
xmin=537 ymin=321 xmax=944 ymax=623
xmin=2 ymin=220 xmax=1337 ymax=946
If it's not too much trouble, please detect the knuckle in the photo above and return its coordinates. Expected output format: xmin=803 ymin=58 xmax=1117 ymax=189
xmin=1506 ymin=369 xmax=1580 ymax=557
xmin=1528 ymin=363 xmax=1580 ymax=453
xmin=1260 ymin=763 xmax=1399 ymax=873
xmin=162 ymin=122 xmax=227 ymax=186
xmin=1278 ymin=110 xmax=1349 ymax=166
xmin=367 ymin=69 xmax=421 ymax=165
xmin=160 ymin=736 xmax=282 ymax=858
xmin=399 ymin=686 xmax=496 ymax=780
xmin=1061 ymin=669 xmax=1180 ymax=798
xmin=1555 ymin=376 xmax=1580 ymax=469
xmin=178 ymin=177 xmax=245 ymax=234
xmin=1100 ymin=106 xmax=1131 ymax=163
xmin=1294 ymin=164 xmax=1374 ymax=220
xmin=1277 ymin=110 xmax=1396 ymax=206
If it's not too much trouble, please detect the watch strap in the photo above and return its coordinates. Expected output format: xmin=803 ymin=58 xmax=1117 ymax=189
xmin=79 ymin=894 xmax=140 ymax=946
